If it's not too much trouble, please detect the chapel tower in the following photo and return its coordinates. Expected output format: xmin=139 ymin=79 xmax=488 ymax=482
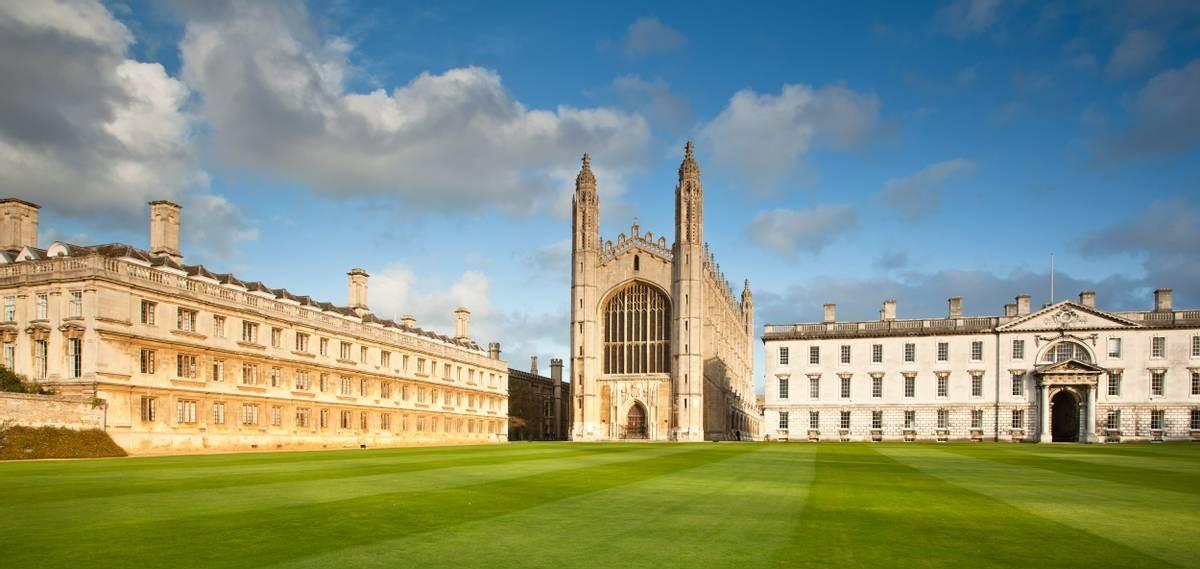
xmin=570 ymin=154 xmax=600 ymax=439
xmin=671 ymin=141 xmax=706 ymax=441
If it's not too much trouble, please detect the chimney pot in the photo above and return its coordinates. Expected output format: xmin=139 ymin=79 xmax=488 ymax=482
xmin=454 ymin=307 xmax=470 ymax=340
xmin=347 ymin=268 xmax=369 ymax=315
xmin=1154 ymin=288 xmax=1173 ymax=312
xmin=550 ymin=358 xmax=563 ymax=382
xmin=1004 ymin=303 xmax=1017 ymax=317
xmin=487 ymin=342 xmax=501 ymax=360
xmin=948 ymin=296 xmax=963 ymax=319
xmin=823 ymin=303 xmax=836 ymax=323
xmin=148 ymin=200 xmax=182 ymax=263
xmin=882 ymin=299 xmax=896 ymax=321
xmin=530 ymin=355 xmax=539 ymax=376
xmin=1078 ymin=290 xmax=1096 ymax=308
xmin=0 ymin=198 xmax=39 ymax=252
xmin=401 ymin=315 xmax=417 ymax=329
xmin=1015 ymin=294 xmax=1031 ymax=316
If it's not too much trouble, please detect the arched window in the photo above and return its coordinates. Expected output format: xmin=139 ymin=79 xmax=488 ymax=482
xmin=633 ymin=255 xmax=640 ymax=271
xmin=1041 ymin=341 xmax=1092 ymax=363
xmin=603 ymin=282 xmax=670 ymax=374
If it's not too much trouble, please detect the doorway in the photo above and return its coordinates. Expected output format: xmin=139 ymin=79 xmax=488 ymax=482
xmin=1051 ymin=390 xmax=1080 ymax=442
xmin=625 ymin=403 xmax=648 ymax=439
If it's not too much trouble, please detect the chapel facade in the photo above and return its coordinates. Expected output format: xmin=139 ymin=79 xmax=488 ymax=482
xmin=570 ymin=143 xmax=760 ymax=441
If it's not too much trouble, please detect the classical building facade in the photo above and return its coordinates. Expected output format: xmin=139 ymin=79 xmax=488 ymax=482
xmin=570 ymin=143 xmax=760 ymax=441
xmin=0 ymin=198 xmax=509 ymax=452
xmin=507 ymin=356 xmax=570 ymax=441
xmin=763 ymin=291 xmax=1200 ymax=443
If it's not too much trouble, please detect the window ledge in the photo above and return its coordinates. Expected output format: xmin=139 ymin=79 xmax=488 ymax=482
xmin=170 ymin=329 xmax=206 ymax=340
xmin=170 ymin=378 xmax=206 ymax=387
xmin=336 ymin=359 xmax=357 ymax=365
xmin=336 ymin=395 xmax=356 ymax=402
xmin=292 ymin=350 xmax=315 ymax=358
xmin=238 ymin=341 xmax=265 ymax=350
xmin=236 ymin=384 xmax=266 ymax=392
xmin=291 ymin=391 xmax=315 ymax=398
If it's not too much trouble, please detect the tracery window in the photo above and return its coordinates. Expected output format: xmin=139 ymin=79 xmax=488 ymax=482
xmin=603 ymin=282 xmax=670 ymax=374
xmin=1041 ymin=341 xmax=1092 ymax=363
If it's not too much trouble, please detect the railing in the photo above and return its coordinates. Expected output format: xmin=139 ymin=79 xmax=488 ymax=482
xmin=763 ymin=316 xmax=1000 ymax=338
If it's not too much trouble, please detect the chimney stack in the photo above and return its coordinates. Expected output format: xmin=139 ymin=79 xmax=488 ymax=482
xmin=1004 ymin=303 xmax=1016 ymax=317
xmin=347 ymin=268 xmax=369 ymax=315
xmin=148 ymin=200 xmax=182 ymax=263
xmin=550 ymin=358 xmax=563 ymax=382
xmin=0 ymin=198 xmax=39 ymax=252
xmin=1079 ymin=291 xmax=1096 ymax=308
xmin=823 ymin=303 xmax=836 ymax=323
xmin=1154 ymin=288 xmax=1172 ymax=312
xmin=1015 ymin=294 xmax=1031 ymax=316
xmin=948 ymin=296 xmax=963 ymax=319
xmin=882 ymin=299 xmax=896 ymax=321
xmin=488 ymin=342 xmax=501 ymax=360
xmin=401 ymin=315 xmax=417 ymax=328
xmin=530 ymin=355 xmax=539 ymax=376
xmin=454 ymin=307 xmax=470 ymax=340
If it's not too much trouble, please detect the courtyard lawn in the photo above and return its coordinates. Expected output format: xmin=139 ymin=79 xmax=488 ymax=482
xmin=1 ymin=443 xmax=1197 ymax=569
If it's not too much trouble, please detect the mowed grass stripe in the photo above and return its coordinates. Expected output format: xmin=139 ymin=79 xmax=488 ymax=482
xmin=273 ymin=444 xmax=813 ymax=569
xmin=0 ymin=444 xmax=690 ymax=537
xmin=1 ymin=444 xmax=755 ymax=569
xmin=994 ymin=444 xmax=1200 ymax=474
xmin=774 ymin=444 xmax=1164 ymax=569
xmin=880 ymin=445 xmax=1197 ymax=568
xmin=935 ymin=444 xmax=1200 ymax=495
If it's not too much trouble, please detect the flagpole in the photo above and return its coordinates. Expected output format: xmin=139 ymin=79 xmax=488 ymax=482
xmin=1050 ymin=254 xmax=1055 ymax=304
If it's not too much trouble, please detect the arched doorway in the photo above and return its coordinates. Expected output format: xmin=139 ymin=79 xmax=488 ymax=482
xmin=1051 ymin=390 xmax=1080 ymax=442
xmin=624 ymin=403 xmax=648 ymax=439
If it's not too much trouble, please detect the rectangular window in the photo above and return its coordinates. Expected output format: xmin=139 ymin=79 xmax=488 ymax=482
xmin=212 ymin=402 xmax=226 ymax=425
xmin=360 ymin=412 xmax=368 ymax=430
xmin=241 ymin=363 xmax=258 ymax=385
xmin=778 ymin=378 xmax=789 ymax=399
xmin=872 ymin=376 xmax=882 ymax=398
xmin=140 ymin=396 xmax=156 ymax=422
xmin=937 ymin=376 xmax=949 ymax=398
xmin=271 ymin=327 xmax=282 ymax=348
xmin=809 ymin=411 xmax=819 ymax=429
xmin=35 ymin=293 xmax=49 ymax=319
xmin=871 ymin=410 xmax=882 ymax=429
xmin=1151 ymin=371 xmax=1165 ymax=396
xmin=971 ymin=374 xmax=983 ymax=397
xmin=270 ymin=367 xmax=282 ymax=387
xmin=1012 ymin=339 xmax=1025 ymax=360
xmin=177 ymin=308 xmax=197 ymax=332
xmin=211 ymin=359 xmax=225 ymax=382
xmin=1192 ymin=371 xmax=1200 ymax=396
xmin=840 ymin=345 xmax=851 ymax=364
xmin=809 ymin=346 xmax=820 ymax=365
xmin=1108 ymin=337 xmax=1121 ymax=358
xmin=213 ymin=315 xmax=226 ymax=338
xmin=839 ymin=411 xmax=851 ymax=430
xmin=872 ymin=344 xmax=882 ymax=363
xmin=68 ymin=290 xmax=83 ymax=317
xmin=904 ymin=410 xmax=915 ymax=429
xmin=904 ymin=376 xmax=915 ymax=398
xmin=33 ymin=340 xmax=47 ymax=378
xmin=444 ymin=363 xmax=452 ymax=379
xmin=1150 ymin=409 xmax=1164 ymax=430
xmin=904 ymin=343 xmax=916 ymax=363
xmin=1192 ymin=335 xmax=1200 ymax=358
xmin=296 ymin=407 xmax=311 ymax=428
xmin=295 ymin=332 xmax=309 ymax=352
xmin=840 ymin=377 xmax=851 ymax=399
xmin=241 ymin=404 xmax=259 ymax=425
xmin=971 ymin=409 xmax=983 ymax=430
xmin=359 ymin=378 xmax=369 ymax=396
xmin=241 ymin=321 xmax=258 ymax=343
xmin=319 ymin=408 xmax=329 ymax=429
xmin=271 ymin=406 xmax=282 ymax=427
xmin=809 ymin=377 xmax=820 ymax=399
xmin=66 ymin=338 xmax=82 ymax=378
xmin=417 ymin=358 xmax=426 ymax=374
xmin=1107 ymin=409 xmax=1121 ymax=430
xmin=296 ymin=370 xmax=310 ymax=390
xmin=1151 ymin=336 xmax=1166 ymax=359
xmin=381 ymin=351 xmax=391 ymax=368
xmin=139 ymin=300 xmax=155 ymax=325
xmin=971 ymin=341 xmax=983 ymax=361
xmin=381 ymin=413 xmax=391 ymax=431
xmin=176 ymin=400 xmax=197 ymax=424
xmin=3 ymin=342 xmax=15 ymax=370
xmin=779 ymin=347 xmax=789 ymax=365
xmin=937 ymin=342 xmax=949 ymax=362
xmin=175 ymin=353 xmax=198 ymax=379
xmin=937 ymin=409 xmax=949 ymax=429
xmin=340 ymin=342 xmax=352 ymax=360
xmin=778 ymin=411 xmax=789 ymax=429
xmin=3 ymin=296 xmax=15 ymax=321
xmin=139 ymin=348 xmax=156 ymax=374
xmin=1012 ymin=409 xmax=1024 ymax=429
xmin=1108 ymin=372 xmax=1122 ymax=396
xmin=360 ymin=346 xmax=368 ymax=364
xmin=1011 ymin=374 xmax=1024 ymax=397
xmin=340 ymin=376 xmax=352 ymax=396
xmin=1191 ymin=409 xmax=1200 ymax=431
xmin=319 ymin=337 xmax=328 ymax=356
xmin=319 ymin=373 xmax=329 ymax=392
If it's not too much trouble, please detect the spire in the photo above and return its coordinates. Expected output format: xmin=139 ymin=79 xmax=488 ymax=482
xmin=678 ymin=140 xmax=700 ymax=179
xmin=576 ymin=152 xmax=596 ymax=191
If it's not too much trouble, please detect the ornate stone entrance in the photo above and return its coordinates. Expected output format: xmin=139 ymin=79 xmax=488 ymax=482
xmin=1036 ymin=358 xmax=1105 ymax=443
xmin=623 ymin=402 xmax=648 ymax=439
xmin=1051 ymin=390 xmax=1080 ymax=442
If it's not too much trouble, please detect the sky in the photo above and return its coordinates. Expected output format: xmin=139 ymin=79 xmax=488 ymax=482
xmin=2 ymin=0 xmax=1199 ymax=392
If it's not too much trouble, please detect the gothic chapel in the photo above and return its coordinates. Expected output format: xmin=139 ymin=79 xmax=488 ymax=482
xmin=570 ymin=142 xmax=760 ymax=441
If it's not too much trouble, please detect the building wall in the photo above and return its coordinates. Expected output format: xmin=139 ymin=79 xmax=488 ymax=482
xmin=0 ymin=392 xmax=104 ymax=430
xmin=507 ymin=367 xmax=570 ymax=441
xmin=0 ymin=255 xmax=509 ymax=453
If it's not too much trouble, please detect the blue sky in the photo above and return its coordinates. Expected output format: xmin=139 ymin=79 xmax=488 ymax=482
xmin=4 ymin=0 xmax=1199 ymax=390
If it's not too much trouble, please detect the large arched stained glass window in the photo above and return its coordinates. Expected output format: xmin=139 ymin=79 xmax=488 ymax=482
xmin=1041 ymin=341 xmax=1093 ymax=363
xmin=603 ymin=282 xmax=671 ymax=374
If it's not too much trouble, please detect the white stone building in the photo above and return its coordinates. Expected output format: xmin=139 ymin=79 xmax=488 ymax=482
xmin=570 ymin=143 xmax=760 ymax=441
xmin=0 ymin=198 xmax=509 ymax=452
xmin=762 ymin=292 xmax=1200 ymax=443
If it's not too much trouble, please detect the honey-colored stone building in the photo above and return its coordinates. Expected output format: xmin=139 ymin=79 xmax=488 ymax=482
xmin=506 ymin=356 xmax=570 ymax=441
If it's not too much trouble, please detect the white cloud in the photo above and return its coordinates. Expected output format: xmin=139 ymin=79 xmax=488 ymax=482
xmin=0 ymin=0 xmax=253 ymax=255
xmin=936 ymin=0 xmax=1004 ymax=39
xmin=879 ymin=159 xmax=976 ymax=221
xmin=621 ymin=17 xmax=686 ymax=57
xmin=698 ymin=83 xmax=880 ymax=193
xmin=1103 ymin=59 xmax=1200 ymax=160
xmin=746 ymin=205 xmax=858 ymax=257
xmin=1106 ymin=29 xmax=1163 ymax=78
xmin=613 ymin=75 xmax=689 ymax=133
xmin=179 ymin=1 xmax=651 ymax=214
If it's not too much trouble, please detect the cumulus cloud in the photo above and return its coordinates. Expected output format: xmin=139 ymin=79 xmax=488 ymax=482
xmin=1102 ymin=59 xmax=1200 ymax=160
xmin=698 ymin=83 xmax=880 ymax=192
xmin=936 ymin=0 xmax=1004 ymax=39
xmin=620 ymin=16 xmax=686 ymax=57
xmin=613 ymin=75 xmax=689 ymax=134
xmin=746 ymin=205 xmax=858 ymax=257
xmin=1106 ymin=29 xmax=1163 ymax=78
xmin=0 ymin=0 xmax=253 ymax=254
xmin=525 ymin=239 xmax=571 ymax=282
xmin=1079 ymin=199 xmax=1199 ymax=303
xmin=879 ymin=158 xmax=976 ymax=222
xmin=179 ymin=1 xmax=651 ymax=214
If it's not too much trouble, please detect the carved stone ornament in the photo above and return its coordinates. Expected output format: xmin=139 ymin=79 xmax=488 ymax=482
xmin=1044 ymin=307 xmax=1079 ymax=328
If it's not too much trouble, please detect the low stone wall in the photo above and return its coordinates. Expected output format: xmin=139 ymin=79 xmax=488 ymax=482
xmin=0 ymin=392 xmax=104 ymax=430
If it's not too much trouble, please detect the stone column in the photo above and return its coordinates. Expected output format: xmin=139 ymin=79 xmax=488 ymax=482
xmin=1039 ymin=383 xmax=1052 ymax=443
xmin=1085 ymin=385 xmax=1097 ymax=443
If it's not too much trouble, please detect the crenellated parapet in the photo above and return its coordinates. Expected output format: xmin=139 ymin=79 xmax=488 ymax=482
xmin=599 ymin=218 xmax=673 ymax=263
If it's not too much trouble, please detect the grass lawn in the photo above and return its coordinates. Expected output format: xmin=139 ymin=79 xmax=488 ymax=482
xmin=1 ymin=442 xmax=1197 ymax=568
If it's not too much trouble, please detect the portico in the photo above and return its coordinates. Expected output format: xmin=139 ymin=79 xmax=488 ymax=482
xmin=1036 ymin=359 xmax=1104 ymax=443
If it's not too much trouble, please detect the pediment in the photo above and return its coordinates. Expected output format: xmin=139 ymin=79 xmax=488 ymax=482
xmin=997 ymin=301 xmax=1141 ymax=332
xmin=1035 ymin=358 xmax=1107 ymax=375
